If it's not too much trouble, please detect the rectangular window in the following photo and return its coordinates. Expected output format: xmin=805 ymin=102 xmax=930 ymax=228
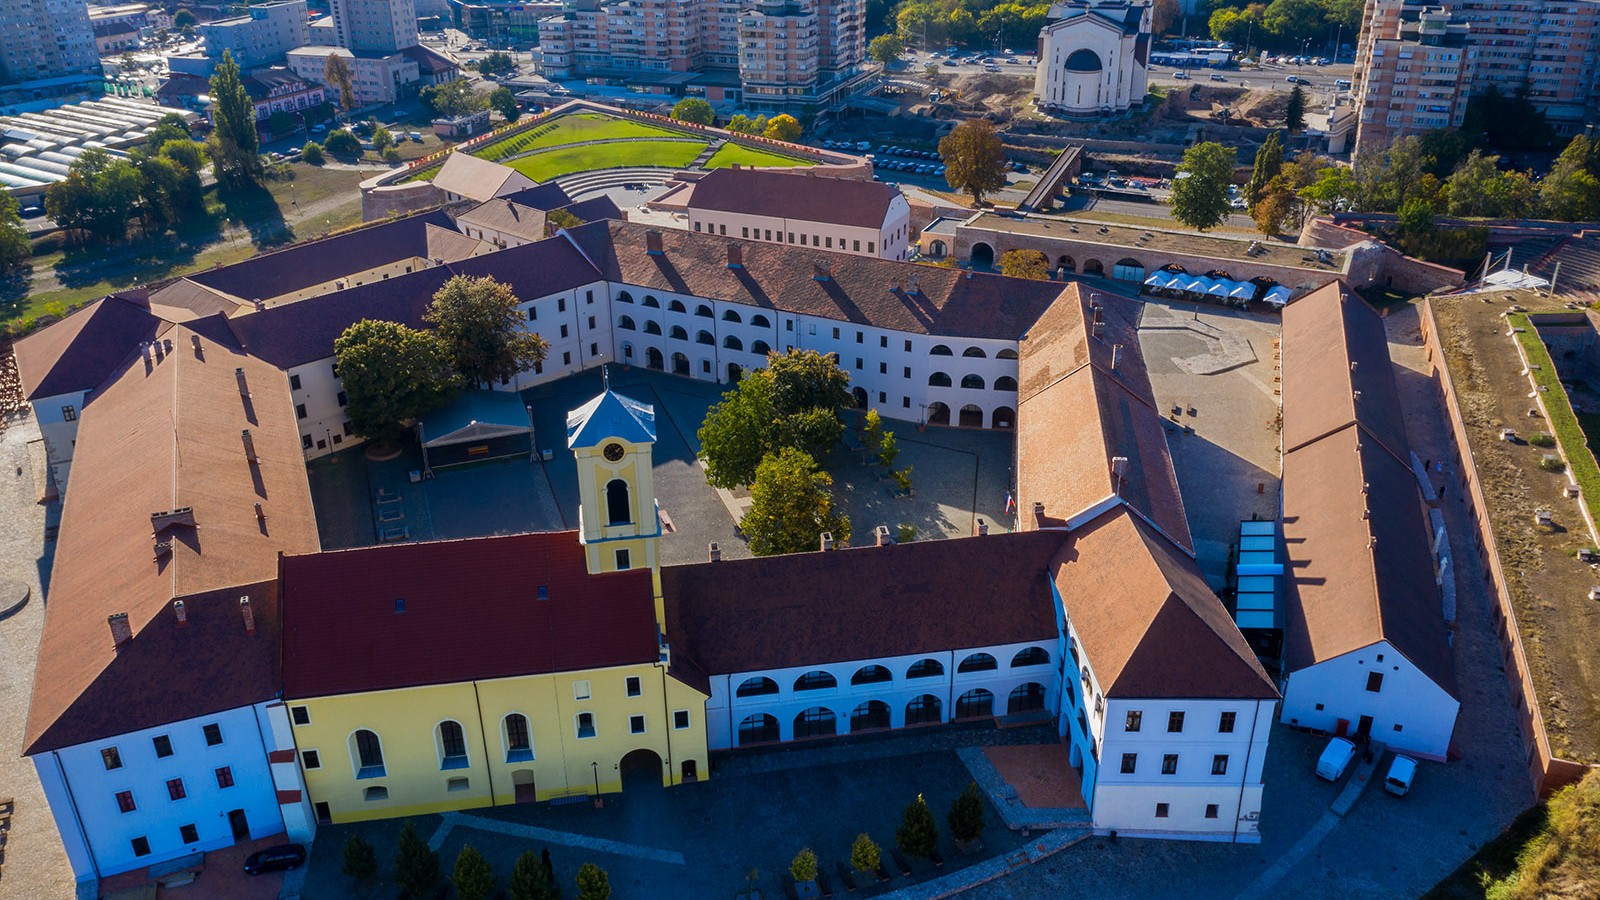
xmin=626 ymin=675 xmax=642 ymax=697
xmin=630 ymin=714 xmax=646 ymax=735
xmin=588 ymin=316 xmax=596 ymax=330
xmin=765 ymin=230 xmax=772 ymax=241
xmin=560 ymin=324 xmax=569 ymax=339
xmin=903 ymin=366 xmax=911 ymax=378
xmin=868 ymin=242 xmax=875 ymax=254
xmin=1120 ymin=753 xmax=1137 ymax=774
xmin=528 ymin=306 xmax=538 ymax=321
xmin=832 ymin=327 xmax=840 ymax=340
xmin=1161 ymin=754 xmax=1178 ymax=775
xmin=674 ymin=710 xmax=690 ymax=729
xmin=853 ymin=240 xmax=861 ymax=252
xmin=615 ymin=548 xmax=631 ymax=570
xmin=1366 ymin=672 xmax=1384 ymax=692
xmin=719 ymin=224 xmax=726 ymax=235
xmin=289 ymin=374 xmax=302 ymax=390
xmin=576 ymin=712 xmax=596 ymax=739
xmin=590 ymin=342 xmax=599 ymax=357
xmin=880 ymin=336 xmax=888 ymax=348
xmin=153 ymin=735 xmax=173 ymax=758
xmin=215 ymin=766 xmax=234 ymax=788
xmin=855 ymin=331 xmax=864 ymax=344
xmin=563 ymin=352 xmax=572 ymax=366
xmin=694 ymin=222 xmax=702 ymax=232
xmin=879 ymin=362 xmax=888 ymax=375
xmin=587 ymin=291 xmax=594 ymax=304
xmin=291 ymin=706 xmax=311 ymax=726
xmin=786 ymin=319 xmax=794 ymax=332
xmin=788 ymin=233 xmax=794 ymax=243
xmin=331 ymin=363 xmax=338 ymax=377
xmin=854 ymin=358 xmax=862 ymax=370
xmin=295 ymin=403 xmax=307 ymax=420
xmin=902 ymin=397 xmax=910 ymax=408
xmin=742 ymin=227 xmax=749 ymax=238
xmin=1125 ymin=710 xmax=1142 ymax=732
xmin=1167 ymin=711 xmax=1185 ymax=733
xmin=1218 ymin=711 xmax=1236 ymax=734
xmin=101 ymin=747 xmax=122 ymax=770
xmin=180 ymin=823 xmax=199 ymax=844
xmin=1155 ymin=803 xmax=1169 ymax=818
xmin=878 ymin=392 xmax=886 ymax=403
xmin=904 ymin=340 xmax=913 ymax=352
xmin=825 ymin=236 xmax=832 ymax=248
xmin=203 ymin=723 xmax=223 ymax=746
xmin=1205 ymin=803 xmax=1219 ymax=819
xmin=167 ymin=778 xmax=186 ymax=801
xmin=573 ymin=680 xmax=592 ymax=701
xmin=558 ymin=298 xmax=567 ymax=312
xmin=131 ymin=836 xmax=151 ymax=857
xmin=302 ymin=750 xmax=321 ymax=769
xmin=1212 ymin=754 xmax=1229 ymax=776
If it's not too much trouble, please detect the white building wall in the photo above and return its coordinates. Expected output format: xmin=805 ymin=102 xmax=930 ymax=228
xmin=286 ymin=358 xmax=353 ymax=459
xmin=1280 ymin=641 xmax=1459 ymax=760
xmin=30 ymin=388 xmax=86 ymax=492
xmin=31 ymin=703 xmax=286 ymax=881
xmin=1034 ymin=12 xmax=1148 ymax=115
xmin=687 ymin=198 xmax=911 ymax=260
xmin=262 ymin=702 xmax=317 ymax=845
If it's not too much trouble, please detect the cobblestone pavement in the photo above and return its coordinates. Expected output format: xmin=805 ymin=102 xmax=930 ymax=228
xmin=0 ymin=415 xmax=73 ymax=900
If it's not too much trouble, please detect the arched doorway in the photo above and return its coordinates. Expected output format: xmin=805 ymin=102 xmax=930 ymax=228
xmin=906 ymin=694 xmax=942 ymax=726
xmin=671 ymin=351 xmax=690 ymax=376
xmin=926 ymin=402 xmax=951 ymax=426
xmin=1007 ymin=682 xmax=1047 ymax=714
xmin=646 ymin=347 xmax=664 ymax=371
xmin=737 ymin=713 xmax=779 ymax=746
xmin=850 ymin=700 xmax=891 ymax=733
xmin=853 ymin=387 xmax=869 ymax=408
xmin=512 ymin=769 xmax=536 ymax=804
xmin=794 ymin=707 xmax=837 ymax=739
xmin=619 ymin=748 xmax=664 ymax=793
xmin=727 ymin=362 xmax=743 ymax=383
xmin=1082 ymin=259 xmax=1104 ymax=276
xmin=969 ymin=242 xmax=995 ymax=268
xmin=1056 ymin=254 xmax=1075 ymax=273
xmin=1112 ymin=257 xmax=1146 ymax=282
xmin=955 ymin=688 xmax=994 ymax=719
xmin=958 ymin=404 xmax=984 ymax=428
xmin=992 ymin=406 xmax=1015 ymax=429
xmin=930 ymin=239 xmax=948 ymax=258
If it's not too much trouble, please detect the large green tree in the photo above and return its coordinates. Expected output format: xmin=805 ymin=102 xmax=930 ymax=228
xmin=334 ymin=320 xmax=459 ymax=446
xmin=144 ymin=114 xmax=193 ymax=155
xmin=741 ymin=448 xmax=851 ymax=556
xmin=999 ymin=248 xmax=1050 ymax=280
xmin=670 ymin=97 xmax=714 ymax=125
xmin=479 ymin=50 xmax=518 ymax=76
xmin=45 ymin=149 xmax=143 ymax=242
xmin=697 ymin=349 xmax=851 ymax=488
xmin=509 ymin=850 xmax=557 ymax=900
xmin=1445 ymin=151 xmax=1535 ymax=218
xmin=869 ymin=32 xmax=904 ymax=65
xmin=0 ymin=192 xmax=30 ymax=275
xmin=1540 ymin=136 xmax=1600 ymax=221
xmin=939 ymin=118 xmax=1007 ymax=205
xmin=764 ymin=113 xmax=802 ymax=143
xmin=1246 ymin=131 xmax=1283 ymax=208
xmin=424 ymin=274 xmax=549 ymax=388
xmin=325 ymin=53 xmax=357 ymax=113
xmin=575 ymin=862 xmax=611 ymax=900
xmin=208 ymin=50 xmax=264 ymax=191
xmin=896 ymin=794 xmax=939 ymax=859
xmin=393 ymin=820 xmax=442 ymax=898
xmin=1170 ymin=142 xmax=1236 ymax=232
xmin=1284 ymin=84 xmax=1306 ymax=132
xmin=423 ymin=79 xmax=488 ymax=118
xmin=490 ymin=86 xmax=521 ymax=122
xmin=947 ymin=782 xmax=986 ymax=843
xmin=341 ymin=834 xmax=378 ymax=883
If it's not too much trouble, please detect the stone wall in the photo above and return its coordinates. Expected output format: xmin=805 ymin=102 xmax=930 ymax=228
xmin=1346 ymin=241 xmax=1465 ymax=295
xmin=360 ymin=181 xmax=445 ymax=222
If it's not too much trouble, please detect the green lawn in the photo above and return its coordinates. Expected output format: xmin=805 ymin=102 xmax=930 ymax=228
xmin=504 ymin=139 xmax=708 ymax=182
xmin=703 ymin=143 xmax=814 ymax=169
xmin=473 ymin=113 xmax=686 ymax=162
xmin=1511 ymin=312 xmax=1600 ymax=528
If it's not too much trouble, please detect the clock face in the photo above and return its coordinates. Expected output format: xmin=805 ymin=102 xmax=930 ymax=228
xmin=602 ymin=442 xmax=626 ymax=462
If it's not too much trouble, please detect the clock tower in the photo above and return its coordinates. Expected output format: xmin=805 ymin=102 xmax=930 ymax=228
xmin=566 ymin=381 xmax=664 ymax=615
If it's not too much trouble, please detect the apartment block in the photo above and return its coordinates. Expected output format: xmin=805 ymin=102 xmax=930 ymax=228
xmin=0 ymin=0 xmax=100 ymax=86
xmin=168 ymin=0 xmax=311 ymax=77
xmin=333 ymin=0 xmax=421 ymax=54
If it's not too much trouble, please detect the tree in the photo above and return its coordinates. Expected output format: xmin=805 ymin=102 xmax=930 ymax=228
xmin=1208 ymin=4 xmax=1264 ymax=45
xmin=575 ymin=862 xmax=611 ymax=900
xmin=726 ymin=114 xmax=757 ymax=134
xmin=173 ymin=9 xmax=196 ymax=28
xmin=1298 ymin=163 xmax=1356 ymax=213
xmin=947 ymin=782 xmax=986 ymax=843
xmin=208 ymin=51 xmax=264 ymax=191
xmin=490 ymin=86 xmax=521 ymax=122
xmin=1170 ymin=142 xmax=1236 ymax=231
xmin=144 ymin=114 xmax=192 ymax=155
xmin=1397 ymin=196 xmax=1435 ymax=238
xmin=0 ymin=193 xmax=28 ymax=276
xmin=790 ymin=848 xmax=819 ymax=883
xmin=546 ymin=208 xmax=583 ymax=234
xmin=393 ymin=820 xmax=441 ymax=898
xmin=1246 ymin=131 xmax=1283 ymax=208
xmin=671 ymin=97 xmax=714 ymax=125
xmin=939 ymin=118 xmax=1006 ymax=205
xmin=1445 ymin=151 xmax=1528 ymax=218
xmin=878 ymin=429 xmax=899 ymax=469
xmin=334 ymin=320 xmax=459 ymax=446
xmin=371 ymin=123 xmax=395 ymax=152
xmin=509 ymin=850 xmax=557 ymax=900
xmin=850 ymin=834 xmax=881 ymax=875
xmin=453 ymin=846 xmax=497 ymax=900
xmin=45 ymin=149 xmax=143 ymax=242
xmin=741 ymin=448 xmax=851 ymax=556
xmin=1251 ymin=185 xmax=1294 ymax=236
xmin=764 ymin=113 xmax=802 ymax=143
xmin=267 ymin=110 xmax=297 ymax=138
xmin=698 ymin=349 xmax=850 ymax=488
xmin=325 ymin=53 xmax=357 ymax=113
xmin=480 ymin=50 xmax=517 ymax=76
xmin=1284 ymin=84 xmax=1306 ymax=132
xmin=1540 ymin=137 xmax=1600 ymax=221
xmin=423 ymin=79 xmax=488 ymax=118
xmin=869 ymin=33 xmax=904 ymax=65
xmin=999 ymin=248 xmax=1050 ymax=280
xmin=424 ymin=274 xmax=548 ymax=388
xmin=134 ymin=153 xmax=190 ymax=230
xmin=342 ymin=834 xmax=378 ymax=883
xmin=301 ymin=141 xmax=325 ymax=164
xmin=924 ymin=62 xmax=941 ymax=82
xmin=325 ymin=129 xmax=361 ymax=155
xmin=896 ymin=794 xmax=939 ymax=859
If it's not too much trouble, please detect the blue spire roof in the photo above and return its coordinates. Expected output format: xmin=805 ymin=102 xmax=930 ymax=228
xmin=566 ymin=389 xmax=657 ymax=448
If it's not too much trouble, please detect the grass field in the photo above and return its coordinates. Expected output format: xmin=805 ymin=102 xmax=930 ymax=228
xmin=703 ymin=143 xmax=813 ymax=169
xmin=505 ymin=139 xmax=707 ymax=182
xmin=475 ymin=113 xmax=686 ymax=162
xmin=1511 ymin=312 xmax=1600 ymax=528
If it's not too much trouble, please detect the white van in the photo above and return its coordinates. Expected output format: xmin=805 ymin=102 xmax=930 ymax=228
xmin=1335 ymin=78 xmax=1352 ymax=91
xmin=1316 ymin=737 xmax=1357 ymax=781
xmin=1384 ymin=755 xmax=1418 ymax=796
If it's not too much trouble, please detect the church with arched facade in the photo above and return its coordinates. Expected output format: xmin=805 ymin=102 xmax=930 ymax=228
xmin=1033 ymin=0 xmax=1152 ymax=117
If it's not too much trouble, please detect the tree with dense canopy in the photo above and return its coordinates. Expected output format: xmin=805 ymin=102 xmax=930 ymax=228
xmin=324 ymin=129 xmax=361 ymax=155
xmin=452 ymin=846 xmax=497 ymax=900
xmin=334 ymin=320 xmax=459 ymax=446
xmin=1170 ymin=142 xmax=1236 ymax=232
xmin=490 ymin=86 xmax=521 ymax=122
xmin=393 ymin=821 xmax=442 ymax=898
xmin=0 ymin=194 xmax=28 ymax=276
xmin=341 ymin=835 xmax=377 ymax=882
xmin=479 ymin=51 xmax=517 ymax=76
xmin=948 ymin=782 xmax=987 ymax=843
xmin=424 ymin=274 xmax=549 ymax=388
xmin=325 ymin=53 xmax=357 ymax=112
xmin=869 ymin=33 xmax=905 ymax=65
xmin=45 ymin=150 xmax=143 ymax=241
xmin=999 ymin=249 xmax=1050 ymax=280
xmin=741 ymin=448 xmax=851 ymax=556
xmin=896 ymin=794 xmax=939 ymax=859
xmin=509 ymin=850 xmax=558 ymax=900
xmin=575 ymin=862 xmax=611 ymax=900
xmin=764 ymin=113 xmax=802 ymax=142
xmin=423 ymin=79 xmax=488 ymax=118
xmin=939 ymin=118 xmax=1007 ymax=205
xmin=698 ymin=349 xmax=851 ymax=488
xmin=208 ymin=51 xmax=264 ymax=191
xmin=1284 ymin=84 xmax=1306 ymax=132
xmin=1246 ymin=131 xmax=1283 ymax=209
xmin=671 ymin=97 xmax=715 ymax=125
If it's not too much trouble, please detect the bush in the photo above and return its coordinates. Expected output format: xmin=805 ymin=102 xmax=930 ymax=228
xmin=325 ymin=129 xmax=361 ymax=155
xmin=509 ymin=850 xmax=556 ymax=900
xmin=393 ymin=820 xmax=440 ymax=897
xmin=341 ymin=834 xmax=377 ymax=882
xmin=453 ymin=845 xmax=497 ymax=900
xmin=896 ymin=522 xmax=917 ymax=543
xmin=790 ymin=848 xmax=818 ymax=883
xmin=896 ymin=794 xmax=939 ymax=859
xmin=301 ymin=141 xmax=325 ymax=164
xmin=948 ymin=782 xmax=986 ymax=843
xmin=576 ymin=862 xmax=611 ymax=900
xmin=850 ymin=834 xmax=880 ymax=874
xmin=1540 ymin=456 xmax=1568 ymax=473
xmin=383 ymin=146 xmax=402 ymax=163
xmin=1529 ymin=432 xmax=1557 ymax=448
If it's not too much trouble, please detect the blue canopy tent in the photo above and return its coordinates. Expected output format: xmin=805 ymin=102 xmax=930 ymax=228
xmin=416 ymin=390 xmax=535 ymax=471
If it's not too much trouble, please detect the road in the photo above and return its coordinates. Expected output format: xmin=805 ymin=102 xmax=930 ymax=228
xmin=897 ymin=48 xmax=1351 ymax=99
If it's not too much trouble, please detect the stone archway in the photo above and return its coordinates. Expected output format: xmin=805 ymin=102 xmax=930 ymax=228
xmin=853 ymin=387 xmax=869 ymax=408
xmin=969 ymin=242 xmax=995 ymax=268
xmin=646 ymin=347 xmax=664 ymax=371
xmin=1083 ymin=259 xmax=1104 ymax=276
xmin=926 ymin=402 xmax=951 ymax=426
xmin=1056 ymin=254 xmax=1075 ymax=273
xmin=958 ymin=404 xmax=984 ymax=428
xmin=619 ymin=748 xmax=664 ymax=793
xmin=930 ymin=239 xmax=948 ymax=258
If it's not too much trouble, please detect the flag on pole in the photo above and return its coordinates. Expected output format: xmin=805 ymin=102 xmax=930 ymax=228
xmin=1004 ymin=491 xmax=1015 ymax=516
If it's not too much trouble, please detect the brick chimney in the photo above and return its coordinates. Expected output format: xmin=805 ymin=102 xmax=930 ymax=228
xmin=173 ymin=599 xmax=188 ymax=626
xmin=191 ymin=334 xmax=203 ymax=357
xmin=813 ymin=260 xmax=831 ymax=282
xmin=241 ymin=429 xmax=259 ymax=463
xmin=819 ymin=531 xmax=835 ymax=551
xmin=645 ymin=230 xmax=665 ymax=255
xmin=727 ymin=243 xmax=743 ymax=269
xmin=150 ymin=507 xmax=196 ymax=531
xmin=874 ymin=524 xmax=893 ymax=546
xmin=708 ymin=541 xmax=722 ymax=562
xmin=976 ymin=518 xmax=989 ymax=536
xmin=239 ymin=595 xmax=256 ymax=636
xmin=108 ymin=612 xmax=132 ymax=649
xmin=235 ymin=367 xmax=250 ymax=398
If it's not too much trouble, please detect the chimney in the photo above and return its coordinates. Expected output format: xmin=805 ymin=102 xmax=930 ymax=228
xmin=1111 ymin=456 xmax=1128 ymax=481
xmin=241 ymin=429 xmax=259 ymax=463
xmin=645 ymin=230 xmax=665 ymax=255
xmin=1091 ymin=320 xmax=1105 ymax=339
xmin=708 ymin=541 xmax=722 ymax=562
xmin=908 ymin=274 xmax=920 ymax=295
xmin=254 ymin=502 xmax=265 ymax=522
xmin=976 ymin=517 xmax=989 ymax=536
xmin=108 ymin=613 xmax=132 ymax=648
xmin=819 ymin=531 xmax=835 ymax=551
xmin=172 ymin=599 xmax=188 ymax=626
xmin=141 ymin=342 xmax=153 ymax=362
xmin=874 ymin=524 xmax=893 ymax=546
xmin=1352 ymin=389 xmax=1362 ymax=402
xmin=727 ymin=243 xmax=743 ymax=269
xmin=150 ymin=507 xmax=196 ymax=531
xmin=1349 ymin=360 xmax=1359 ymax=372
xmin=1033 ymin=501 xmax=1045 ymax=519
xmin=239 ymin=595 xmax=256 ymax=636
xmin=191 ymin=334 xmax=202 ymax=355
xmin=813 ymin=259 xmax=831 ymax=282
xmin=253 ymin=298 xmax=265 ymax=311
xmin=153 ymin=339 xmax=165 ymax=362
xmin=1111 ymin=343 xmax=1123 ymax=371
xmin=235 ymin=367 xmax=250 ymax=398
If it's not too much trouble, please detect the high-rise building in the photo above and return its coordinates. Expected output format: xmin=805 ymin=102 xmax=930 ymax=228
xmin=0 ymin=0 xmax=100 ymax=87
xmin=332 ymin=0 xmax=421 ymax=53
xmin=1352 ymin=0 xmax=1600 ymax=158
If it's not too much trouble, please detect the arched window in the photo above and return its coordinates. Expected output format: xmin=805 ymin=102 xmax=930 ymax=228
xmin=616 ymin=290 xmax=634 ymax=304
xmin=644 ymin=321 xmax=662 ymax=335
xmin=364 ymin=786 xmax=388 ymax=801
xmin=955 ymin=688 xmax=995 ymax=719
xmin=738 ymin=713 xmax=779 ymax=745
xmin=930 ymin=344 xmax=953 ymax=356
xmin=437 ymin=720 xmax=469 ymax=769
xmin=928 ymin=372 xmax=952 ymax=387
xmin=752 ymin=340 xmax=771 ymax=356
xmin=352 ymin=729 xmax=385 ymax=778
xmin=668 ymin=299 xmax=687 ymax=313
xmin=962 ymin=347 xmax=987 ymax=358
xmin=696 ymin=330 xmax=715 ymax=345
xmin=695 ymin=304 xmax=714 ymax=318
xmin=618 ymin=315 xmax=637 ymax=331
xmin=794 ymin=707 xmax=837 ymax=738
xmin=722 ymin=309 xmax=742 ymax=323
xmin=606 ymin=479 xmax=631 ymax=525
xmin=957 ymin=652 xmax=997 ymax=673
xmin=723 ymin=335 xmax=743 ymax=351
xmin=906 ymin=658 xmax=944 ymax=679
xmin=736 ymin=676 xmax=779 ymax=697
xmin=794 ymin=670 xmax=837 ymax=691
xmin=851 ymin=664 xmax=892 ymax=685
xmin=670 ymin=325 xmax=688 ymax=340
xmin=906 ymin=694 xmax=942 ymax=725
xmin=1011 ymin=646 xmax=1050 ymax=667
xmin=751 ymin=314 xmax=771 ymax=328
xmin=850 ymin=701 xmax=891 ymax=732
xmin=997 ymin=348 xmax=1019 ymax=360
xmin=503 ymin=713 xmax=533 ymax=762
xmin=961 ymin=374 xmax=985 ymax=390
xmin=642 ymin=295 xmax=661 ymax=308
xmin=1008 ymin=683 xmax=1047 ymax=714
xmin=995 ymin=376 xmax=1018 ymax=392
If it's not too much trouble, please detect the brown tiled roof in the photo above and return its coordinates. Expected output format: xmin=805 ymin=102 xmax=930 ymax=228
xmin=13 ymin=293 xmax=162 ymax=400
xmin=433 ymin=153 xmax=533 ymax=203
xmin=1281 ymin=281 xmax=1409 ymax=456
xmin=25 ymin=326 xmax=319 ymax=753
xmin=147 ymin=278 xmax=255 ymax=321
xmin=402 ymin=44 xmax=459 ymax=75
xmin=662 ymin=532 xmax=1067 ymax=675
xmin=497 ymin=183 xmax=576 ymax=210
xmin=563 ymin=220 xmax=1067 ymax=339
xmin=456 ymin=198 xmax=552 ymax=244
xmin=425 ymin=222 xmax=494 ymax=261
xmin=280 ymin=532 xmax=661 ymax=699
xmin=1052 ymin=508 xmax=1278 ymax=700
xmin=1016 ymin=284 xmax=1192 ymax=550
xmin=685 ymin=167 xmax=900 ymax=229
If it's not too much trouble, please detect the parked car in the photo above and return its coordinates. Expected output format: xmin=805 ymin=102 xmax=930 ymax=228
xmin=19 ymin=205 xmax=44 ymax=219
xmin=1209 ymin=73 xmax=1227 ymax=81
xmin=1172 ymin=71 xmax=1190 ymax=80
xmin=244 ymin=844 xmax=307 ymax=875
xmin=1316 ymin=737 xmax=1357 ymax=781
xmin=1384 ymin=755 xmax=1418 ymax=796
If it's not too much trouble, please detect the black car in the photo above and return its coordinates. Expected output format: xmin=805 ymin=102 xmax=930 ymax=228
xmin=244 ymin=844 xmax=307 ymax=875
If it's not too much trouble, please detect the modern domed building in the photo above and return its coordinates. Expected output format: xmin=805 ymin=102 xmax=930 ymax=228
xmin=1033 ymin=0 xmax=1151 ymax=117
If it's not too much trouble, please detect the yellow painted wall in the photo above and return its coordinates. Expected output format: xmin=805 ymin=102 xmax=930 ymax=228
xmin=291 ymin=663 xmax=709 ymax=824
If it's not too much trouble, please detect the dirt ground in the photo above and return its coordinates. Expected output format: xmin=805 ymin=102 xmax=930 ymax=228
xmin=1433 ymin=292 xmax=1600 ymax=764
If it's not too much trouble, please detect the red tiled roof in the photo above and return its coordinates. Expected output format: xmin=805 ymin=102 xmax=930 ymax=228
xmin=1281 ymin=281 xmax=1409 ymax=456
xmin=13 ymin=293 xmax=162 ymax=400
xmin=280 ymin=532 xmax=661 ymax=698
xmin=685 ymin=167 xmax=900 ymax=229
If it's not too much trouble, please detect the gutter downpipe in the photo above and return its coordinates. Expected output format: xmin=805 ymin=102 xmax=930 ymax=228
xmin=1235 ymin=698 xmax=1263 ymax=843
xmin=472 ymin=682 xmax=497 ymax=807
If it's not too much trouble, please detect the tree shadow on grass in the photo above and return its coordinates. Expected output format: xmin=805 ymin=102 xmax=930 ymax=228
xmin=50 ymin=225 xmax=216 ymax=291
xmin=217 ymin=180 xmax=292 ymax=249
